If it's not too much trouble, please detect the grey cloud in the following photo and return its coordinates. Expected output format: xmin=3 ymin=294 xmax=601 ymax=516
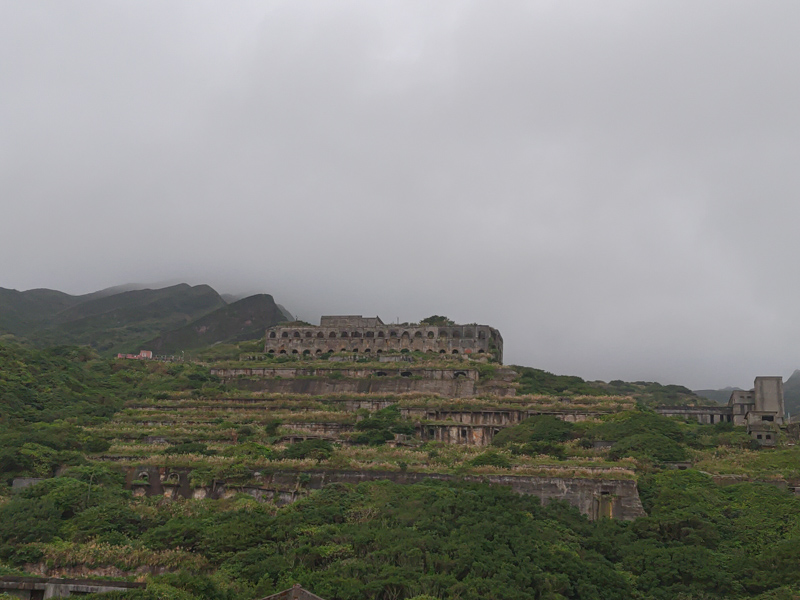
xmin=2 ymin=1 xmax=800 ymax=388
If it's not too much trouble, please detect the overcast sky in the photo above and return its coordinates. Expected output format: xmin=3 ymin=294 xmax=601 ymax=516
xmin=2 ymin=1 xmax=800 ymax=389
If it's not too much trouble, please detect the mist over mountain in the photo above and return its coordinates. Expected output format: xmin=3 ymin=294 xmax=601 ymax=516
xmin=693 ymin=387 xmax=743 ymax=405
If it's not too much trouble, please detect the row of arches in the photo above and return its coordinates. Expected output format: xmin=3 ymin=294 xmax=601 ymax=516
xmin=267 ymin=348 xmax=485 ymax=356
xmin=269 ymin=329 xmax=486 ymax=340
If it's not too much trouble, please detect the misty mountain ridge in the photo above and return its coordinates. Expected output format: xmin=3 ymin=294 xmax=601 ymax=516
xmin=0 ymin=283 xmax=291 ymax=355
xmin=693 ymin=386 xmax=744 ymax=405
xmin=145 ymin=294 xmax=288 ymax=354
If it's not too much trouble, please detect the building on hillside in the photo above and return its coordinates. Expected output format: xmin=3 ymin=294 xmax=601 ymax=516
xmin=655 ymin=376 xmax=786 ymax=446
xmin=264 ymin=315 xmax=503 ymax=363
xmin=730 ymin=376 xmax=784 ymax=445
xmin=259 ymin=585 xmax=327 ymax=600
xmin=116 ymin=350 xmax=153 ymax=360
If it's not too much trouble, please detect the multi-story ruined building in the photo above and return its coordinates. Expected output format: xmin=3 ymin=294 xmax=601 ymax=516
xmin=264 ymin=315 xmax=503 ymax=363
xmin=655 ymin=376 xmax=786 ymax=446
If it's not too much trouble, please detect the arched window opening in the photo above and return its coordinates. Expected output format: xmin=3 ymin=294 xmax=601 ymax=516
xmin=329 ymin=332 xmax=337 ymax=338
xmin=401 ymin=348 xmax=410 ymax=354
xmin=341 ymin=332 xmax=349 ymax=338
xmin=366 ymin=331 xmax=374 ymax=338
xmin=305 ymin=331 xmax=312 ymax=338
xmin=341 ymin=348 xmax=347 ymax=353
xmin=439 ymin=331 xmax=447 ymax=338
xmin=376 ymin=371 xmax=387 ymax=377
xmin=279 ymin=350 xmax=287 ymax=354
xmin=390 ymin=331 xmax=398 ymax=338
xmin=268 ymin=349 xmax=275 ymax=353
xmin=414 ymin=331 xmax=422 ymax=338
xmin=401 ymin=331 xmax=411 ymax=338
xmin=353 ymin=331 xmax=362 ymax=338
xmin=452 ymin=349 xmax=459 ymax=354
xmin=363 ymin=348 xmax=371 ymax=353
xmin=427 ymin=331 xmax=434 ymax=338
xmin=291 ymin=349 xmax=299 ymax=354
xmin=454 ymin=371 xmax=467 ymax=378
xmin=400 ymin=371 xmax=412 ymax=377
xmin=269 ymin=332 xmax=276 ymax=338
xmin=315 ymin=349 xmax=323 ymax=354
xmin=452 ymin=331 xmax=461 ymax=339
xmin=302 ymin=349 xmax=311 ymax=355
xmin=281 ymin=332 xmax=289 ymax=338
xmin=317 ymin=332 xmax=324 ymax=338
xmin=439 ymin=349 xmax=446 ymax=354
xmin=377 ymin=331 xmax=385 ymax=338
xmin=376 ymin=349 xmax=383 ymax=354
xmin=477 ymin=349 xmax=485 ymax=353
xmin=293 ymin=331 xmax=301 ymax=338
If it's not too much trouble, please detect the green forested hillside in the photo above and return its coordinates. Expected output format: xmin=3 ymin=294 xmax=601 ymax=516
xmin=145 ymin=294 xmax=287 ymax=354
xmin=0 ymin=287 xmax=85 ymax=336
xmin=2 ymin=342 xmax=800 ymax=599
xmin=0 ymin=284 xmax=283 ymax=355
xmin=27 ymin=284 xmax=227 ymax=354
xmin=1 ymin=470 xmax=799 ymax=600
xmin=783 ymin=370 xmax=800 ymax=416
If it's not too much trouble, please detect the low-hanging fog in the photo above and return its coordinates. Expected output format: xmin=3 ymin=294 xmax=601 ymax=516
xmin=2 ymin=1 xmax=800 ymax=390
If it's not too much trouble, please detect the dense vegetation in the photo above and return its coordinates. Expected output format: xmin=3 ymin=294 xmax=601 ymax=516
xmin=1 ymin=470 xmax=799 ymax=600
xmin=511 ymin=366 xmax=704 ymax=406
xmin=2 ymin=340 xmax=800 ymax=600
xmin=0 ymin=344 xmax=224 ymax=484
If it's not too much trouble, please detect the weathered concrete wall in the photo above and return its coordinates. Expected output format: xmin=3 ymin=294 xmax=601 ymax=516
xmin=211 ymin=367 xmax=479 ymax=380
xmin=655 ymin=406 xmax=733 ymax=425
xmin=210 ymin=368 xmax=517 ymax=397
xmin=124 ymin=467 xmax=645 ymax=521
xmin=754 ymin=376 xmax=785 ymax=414
xmin=282 ymin=422 xmax=353 ymax=436
xmin=230 ymin=377 xmax=481 ymax=398
xmin=420 ymin=424 xmax=498 ymax=446
xmin=403 ymin=408 xmax=602 ymax=425
xmin=0 ymin=577 xmax=144 ymax=600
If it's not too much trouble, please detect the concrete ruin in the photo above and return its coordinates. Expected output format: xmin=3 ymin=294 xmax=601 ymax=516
xmin=264 ymin=315 xmax=504 ymax=363
xmin=124 ymin=466 xmax=645 ymax=521
xmin=210 ymin=365 xmax=517 ymax=397
xmin=655 ymin=376 xmax=786 ymax=446
xmin=0 ymin=577 xmax=144 ymax=600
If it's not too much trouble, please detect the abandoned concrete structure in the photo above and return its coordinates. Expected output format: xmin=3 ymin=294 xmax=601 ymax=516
xmin=260 ymin=585 xmax=326 ymax=600
xmin=125 ymin=466 xmax=646 ymax=521
xmin=731 ymin=376 xmax=785 ymax=446
xmin=264 ymin=315 xmax=503 ymax=363
xmin=656 ymin=376 xmax=786 ymax=446
xmin=0 ymin=577 xmax=144 ymax=600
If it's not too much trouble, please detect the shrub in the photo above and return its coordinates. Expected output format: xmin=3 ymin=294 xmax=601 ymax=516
xmin=162 ymin=442 xmax=215 ymax=456
xmin=470 ymin=451 xmax=511 ymax=469
xmin=609 ymin=433 xmax=688 ymax=462
xmin=492 ymin=415 xmax=573 ymax=446
xmin=280 ymin=440 xmax=333 ymax=461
